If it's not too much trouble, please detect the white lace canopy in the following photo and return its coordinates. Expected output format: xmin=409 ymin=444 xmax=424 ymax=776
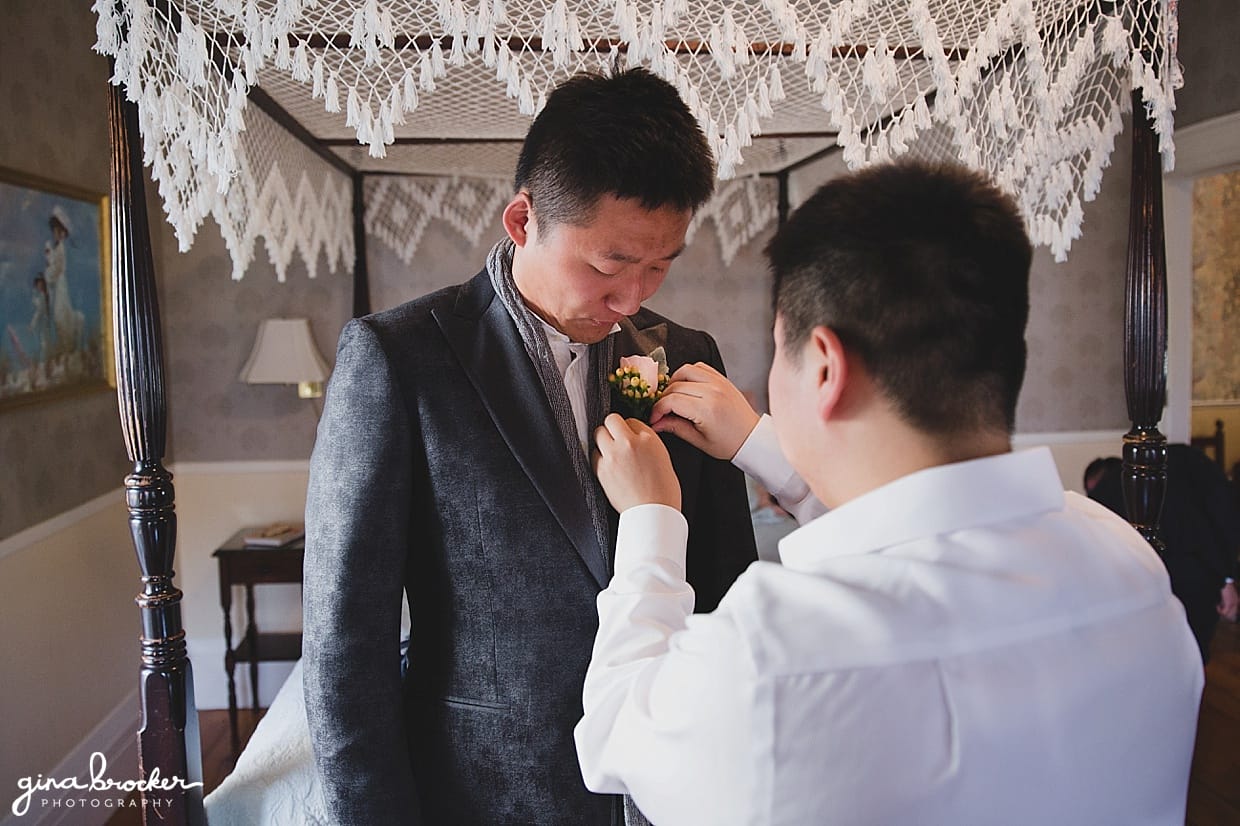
xmin=92 ymin=0 xmax=1179 ymax=279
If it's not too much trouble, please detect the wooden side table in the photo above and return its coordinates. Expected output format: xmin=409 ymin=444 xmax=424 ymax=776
xmin=213 ymin=529 xmax=305 ymax=756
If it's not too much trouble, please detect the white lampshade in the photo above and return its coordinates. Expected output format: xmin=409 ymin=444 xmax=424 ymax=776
xmin=240 ymin=318 xmax=330 ymax=398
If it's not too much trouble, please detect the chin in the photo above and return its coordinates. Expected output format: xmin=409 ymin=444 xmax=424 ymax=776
xmin=568 ymin=323 xmax=613 ymax=344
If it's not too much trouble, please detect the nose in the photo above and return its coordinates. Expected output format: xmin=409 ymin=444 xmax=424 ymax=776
xmin=605 ymin=272 xmax=645 ymax=316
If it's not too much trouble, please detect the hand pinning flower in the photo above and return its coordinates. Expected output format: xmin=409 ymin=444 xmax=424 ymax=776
xmin=609 ymin=348 xmax=670 ymax=422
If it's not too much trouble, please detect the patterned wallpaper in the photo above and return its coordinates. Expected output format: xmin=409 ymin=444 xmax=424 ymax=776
xmin=0 ymin=0 xmax=130 ymax=540
xmin=367 ymin=210 xmax=491 ymax=314
xmin=1015 ymin=127 xmax=1132 ymax=433
xmin=1175 ymin=0 xmax=1240 ymax=128
xmin=160 ymin=224 xmax=352 ymax=462
xmin=1192 ymin=169 xmax=1240 ymax=402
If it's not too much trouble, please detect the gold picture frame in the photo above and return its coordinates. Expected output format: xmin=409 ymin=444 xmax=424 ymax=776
xmin=0 ymin=166 xmax=113 ymax=411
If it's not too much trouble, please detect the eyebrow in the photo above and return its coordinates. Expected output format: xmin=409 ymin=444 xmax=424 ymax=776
xmin=602 ymin=245 xmax=686 ymax=264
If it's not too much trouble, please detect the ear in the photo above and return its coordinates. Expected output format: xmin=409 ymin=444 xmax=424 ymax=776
xmin=808 ymin=326 xmax=848 ymax=423
xmin=502 ymin=191 xmax=535 ymax=248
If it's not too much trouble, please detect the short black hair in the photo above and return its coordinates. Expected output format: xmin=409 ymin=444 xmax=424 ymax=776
xmin=515 ymin=68 xmax=714 ymax=229
xmin=767 ymin=161 xmax=1032 ymax=437
xmin=1084 ymin=456 xmax=1122 ymax=493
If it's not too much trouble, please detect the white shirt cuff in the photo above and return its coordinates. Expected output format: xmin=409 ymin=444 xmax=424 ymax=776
xmin=614 ymin=504 xmax=689 ymax=578
xmin=731 ymin=415 xmax=825 ymax=525
xmin=732 ymin=414 xmax=778 ymax=475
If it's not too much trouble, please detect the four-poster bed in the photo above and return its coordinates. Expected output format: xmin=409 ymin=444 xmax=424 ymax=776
xmin=95 ymin=0 xmax=1180 ymax=821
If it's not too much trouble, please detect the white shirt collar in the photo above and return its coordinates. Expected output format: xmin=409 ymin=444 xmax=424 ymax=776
xmin=778 ymin=447 xmax=1065 ymax=570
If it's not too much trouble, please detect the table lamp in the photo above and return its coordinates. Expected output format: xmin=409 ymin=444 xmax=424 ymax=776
xmin=239 ymin=318 xmax=330 ymax=399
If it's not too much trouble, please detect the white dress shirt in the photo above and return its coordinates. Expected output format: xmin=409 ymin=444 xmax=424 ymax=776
xmin=538 ymin=317 xmax=619 ymax=453
xmin=575 ymin=447 xmax=1204 ymax=825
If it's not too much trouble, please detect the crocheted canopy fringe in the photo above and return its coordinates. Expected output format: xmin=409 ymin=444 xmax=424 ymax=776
xmin=92 ymin=0 xmax=1180 ymax=277
xmin=366 ymin=174 xmax=776 ymax=275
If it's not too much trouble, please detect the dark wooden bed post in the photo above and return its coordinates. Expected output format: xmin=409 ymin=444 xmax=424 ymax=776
xmin=107 ymin=78 xmax=207 ymax=824
xmin=352 ymin=171 xmax=372 ymax=317
xmin=1120 ymin=91 xmax=1169 ymax=548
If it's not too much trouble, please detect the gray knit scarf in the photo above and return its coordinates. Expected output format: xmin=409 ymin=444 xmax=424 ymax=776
xmin=486 ymin=239 xmax=651 ymax=826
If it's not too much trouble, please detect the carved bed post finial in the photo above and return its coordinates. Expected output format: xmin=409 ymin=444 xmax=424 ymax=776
xmin=1121 ymin=91 xmax=1169 ymax=550
xmin=106 ymin=70 xmax=207 ymax=825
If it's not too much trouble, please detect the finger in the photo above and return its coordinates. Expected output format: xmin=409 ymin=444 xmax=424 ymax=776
xmin=649 ymin=411 xmax=685 ymax=433
xmin=593 ymin=422 xmax=614 ymax=451
xmin=668 ymin=361 xmax=722 ymax=384
xmin=677 ymin=361 xmax=725 ymax=382
xmin=650 ymin=413 xmax=710 ymax=453
xmin=651 ymin=390 xmax=706 ymax=426
xmin=657 ymin=381 xmax=707 ymax=402
xmin=625 ymin=417 xmax=655 ymax=437
xmin=601 ymin=412 xmax=630 ymax=439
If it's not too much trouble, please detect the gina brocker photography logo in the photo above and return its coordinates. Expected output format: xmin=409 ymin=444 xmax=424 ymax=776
xmin=10 ymin=752 xmax=202 ymax=818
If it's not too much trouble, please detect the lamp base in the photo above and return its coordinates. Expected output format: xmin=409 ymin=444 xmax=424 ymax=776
xmin=298 ymin=381 xmax=324 ymax=399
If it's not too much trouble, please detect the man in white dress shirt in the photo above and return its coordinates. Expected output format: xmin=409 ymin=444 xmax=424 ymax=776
xmin=576 ymin=161 xmax=1204 ymax=825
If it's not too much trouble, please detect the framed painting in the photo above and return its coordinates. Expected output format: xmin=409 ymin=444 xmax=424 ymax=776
xmin=0 ymin=167 xmax=111 ymax=410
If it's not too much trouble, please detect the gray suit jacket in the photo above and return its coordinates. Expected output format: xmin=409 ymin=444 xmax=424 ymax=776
xmin=303 ymin=270 xmax=758 ymax=825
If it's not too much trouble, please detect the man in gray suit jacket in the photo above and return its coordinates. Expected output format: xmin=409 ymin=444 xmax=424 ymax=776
xmin=303 ymin=68 xmax=758 ymax=825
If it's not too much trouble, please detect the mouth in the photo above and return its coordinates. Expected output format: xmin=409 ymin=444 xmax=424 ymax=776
xmin=566 ymin=319 xmax=621 ymax=344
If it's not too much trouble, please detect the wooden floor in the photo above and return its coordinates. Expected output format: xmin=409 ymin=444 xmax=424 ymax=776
xmin=106 ymin=624 xmax=1240 ymax=825
xmin=1187 ymin=618 xmax=1240 ymax=825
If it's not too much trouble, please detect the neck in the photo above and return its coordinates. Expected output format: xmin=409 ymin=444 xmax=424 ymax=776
xmin=508 ymin=247 xmax=569 ymax=338
xmin=807 ymin=414 xmax=1011 ymax=509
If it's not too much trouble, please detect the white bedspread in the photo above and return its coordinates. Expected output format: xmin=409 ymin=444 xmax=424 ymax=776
xmin=205 ymin=660 xmax=329 ymax=825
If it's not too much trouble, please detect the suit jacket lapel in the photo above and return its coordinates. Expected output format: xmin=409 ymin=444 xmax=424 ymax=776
xmin=434 ymin=273 xmax=610 ymax=588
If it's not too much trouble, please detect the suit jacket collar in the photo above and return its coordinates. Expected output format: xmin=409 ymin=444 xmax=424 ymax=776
xmin=433 ymin=271 xmax=610 ymax=588
xmin=614 ymin=316 xmax=669 ymax=359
